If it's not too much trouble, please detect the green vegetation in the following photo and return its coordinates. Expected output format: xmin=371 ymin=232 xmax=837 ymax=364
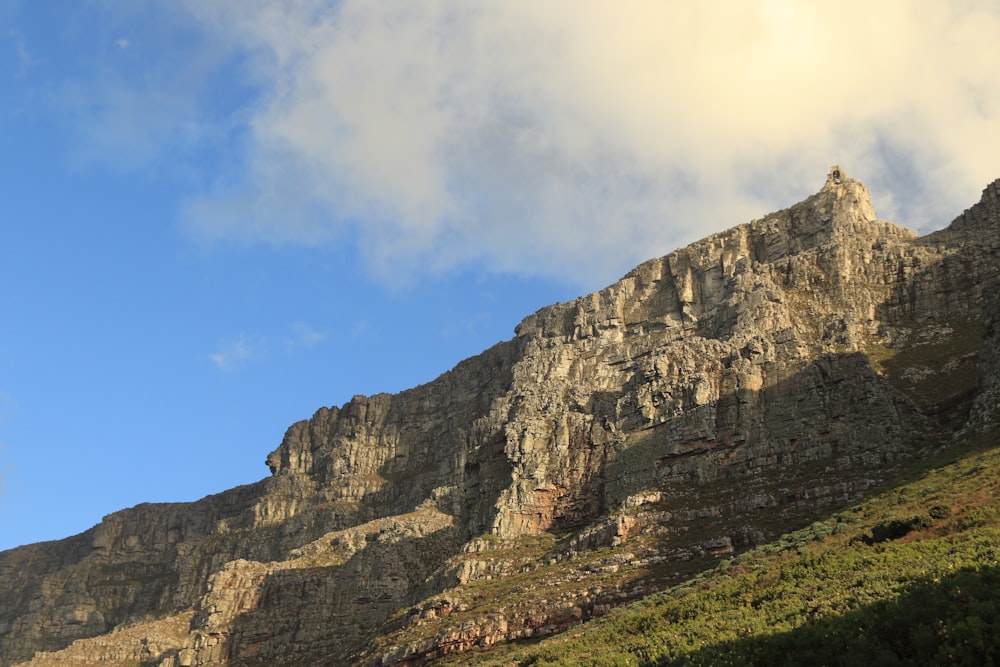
xmin=457 ymin=427 xmax=1000 ymax=666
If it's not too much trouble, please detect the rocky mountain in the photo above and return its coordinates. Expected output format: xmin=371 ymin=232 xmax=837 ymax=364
xmin=2 ymin=167 xmax=999 ymax=666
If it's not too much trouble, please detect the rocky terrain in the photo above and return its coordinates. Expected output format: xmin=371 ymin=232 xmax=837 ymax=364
xmin=2 ymin=167 xmax=998 ymax=666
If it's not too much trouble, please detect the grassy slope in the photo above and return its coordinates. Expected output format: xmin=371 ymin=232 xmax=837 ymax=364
xmin=453 ymin=426 xmax=1000 ymax=666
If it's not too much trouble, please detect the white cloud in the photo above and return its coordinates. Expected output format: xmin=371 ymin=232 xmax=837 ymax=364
xmin=8 ymin=29 xmax=39 ymax=76
xmin=209 ymin=334 xmax=259 ymax=371
xmin=116 ymin=2 xmax=1000 ymax=284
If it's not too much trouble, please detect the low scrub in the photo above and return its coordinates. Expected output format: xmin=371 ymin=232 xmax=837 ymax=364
xmin=456 ymin=428 xmax=1000 ymax=666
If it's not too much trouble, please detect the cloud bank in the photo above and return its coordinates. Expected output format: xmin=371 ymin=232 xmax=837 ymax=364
xmin=172 ymin=2 xmax=999 ymax=284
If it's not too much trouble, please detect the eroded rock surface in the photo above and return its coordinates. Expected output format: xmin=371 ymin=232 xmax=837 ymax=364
xmin=3 ymin=168 xmax=999 ymax=666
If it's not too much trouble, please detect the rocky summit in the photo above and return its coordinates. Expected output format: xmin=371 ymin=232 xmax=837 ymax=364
xmin=2 ymin=168 xmax=999 ymax=666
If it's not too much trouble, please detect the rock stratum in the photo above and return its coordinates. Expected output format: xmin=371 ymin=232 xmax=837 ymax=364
xmin=2 ymin=168 xmax=999 ymax=666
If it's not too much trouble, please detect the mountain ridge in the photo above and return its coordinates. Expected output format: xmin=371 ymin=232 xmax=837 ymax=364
xmin=2 ymin=167 xmax=999 ymax=666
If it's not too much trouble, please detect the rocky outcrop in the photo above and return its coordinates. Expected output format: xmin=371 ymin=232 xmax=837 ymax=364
xmin=3 ymin=168 xmax=999 ymax=666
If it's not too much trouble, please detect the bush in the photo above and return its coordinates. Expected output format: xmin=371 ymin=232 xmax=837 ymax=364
xmin=861 ymin=515 xmax=934 ymax=545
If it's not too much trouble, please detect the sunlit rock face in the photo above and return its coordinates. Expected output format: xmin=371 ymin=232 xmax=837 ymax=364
xmin=3 ymin=169 xmax=999 ymax=667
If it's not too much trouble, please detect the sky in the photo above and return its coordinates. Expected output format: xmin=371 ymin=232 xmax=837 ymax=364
xmin=2 ymin=0 xmax=999 ymax=552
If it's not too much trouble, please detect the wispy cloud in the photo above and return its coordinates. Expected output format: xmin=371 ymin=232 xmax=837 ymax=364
xmin=27 ymin=5 xmax=240 ymax=176
xmin=209 ymin=333 xmax=259 ymax=371
xmin=350 ymin=317 xmax=370 ymax=339
xmin=284 ymin=321 xmax=326 ymax=353
xmin=8 ymin=30 xmax=40 ymax=76
xmin=211 ymin=323 xmax=327 ymax=369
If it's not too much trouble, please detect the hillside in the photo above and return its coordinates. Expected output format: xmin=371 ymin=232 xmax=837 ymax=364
xmin=2 ymin=167 xmax=999 ymax=666
xmin=439 ymin=424 xmax=1000 ymax=665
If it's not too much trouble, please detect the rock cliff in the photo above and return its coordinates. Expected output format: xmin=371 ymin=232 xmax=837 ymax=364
xmin=2 ymin=167 xmax=999 ymax=666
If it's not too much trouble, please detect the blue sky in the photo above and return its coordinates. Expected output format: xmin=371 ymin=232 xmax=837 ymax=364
xmin=2 ymin=1 xmax=999 ymax=551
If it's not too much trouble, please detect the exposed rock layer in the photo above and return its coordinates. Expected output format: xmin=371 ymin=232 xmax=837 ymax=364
xmin=3 ymin=169 xmax=999 ymax=666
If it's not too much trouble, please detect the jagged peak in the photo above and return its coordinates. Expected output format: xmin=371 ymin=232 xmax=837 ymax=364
xmin=825 ymin=164 xmax=846 ymax=187
xmin=941 ymin=176 xmax=1000 ymax=236
xmin=735 ymin=165 xmax=904 ymax=263
xmin=818 ymin=165 xmax=876 ymax=222
xmin=514 ymin=166 xmax=912 ymax=342
xmin=790 ymin=164 xmax=878 ymax=227
xmin=691 ymin=165 xmax=889 ymax=267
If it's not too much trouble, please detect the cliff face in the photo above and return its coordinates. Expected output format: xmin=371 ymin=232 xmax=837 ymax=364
xmin=2 ymin=168 xmax=999 ymax=667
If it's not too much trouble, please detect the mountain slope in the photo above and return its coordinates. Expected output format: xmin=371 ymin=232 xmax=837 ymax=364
xmin=2 ymin=167 xmax=999 ymax=666
xmin=446 ymin=426 xmax=1000 ymax=666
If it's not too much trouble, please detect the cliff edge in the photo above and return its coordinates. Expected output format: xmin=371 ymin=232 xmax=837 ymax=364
xmin=2 ymin=167 xmax=999 ymax=666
